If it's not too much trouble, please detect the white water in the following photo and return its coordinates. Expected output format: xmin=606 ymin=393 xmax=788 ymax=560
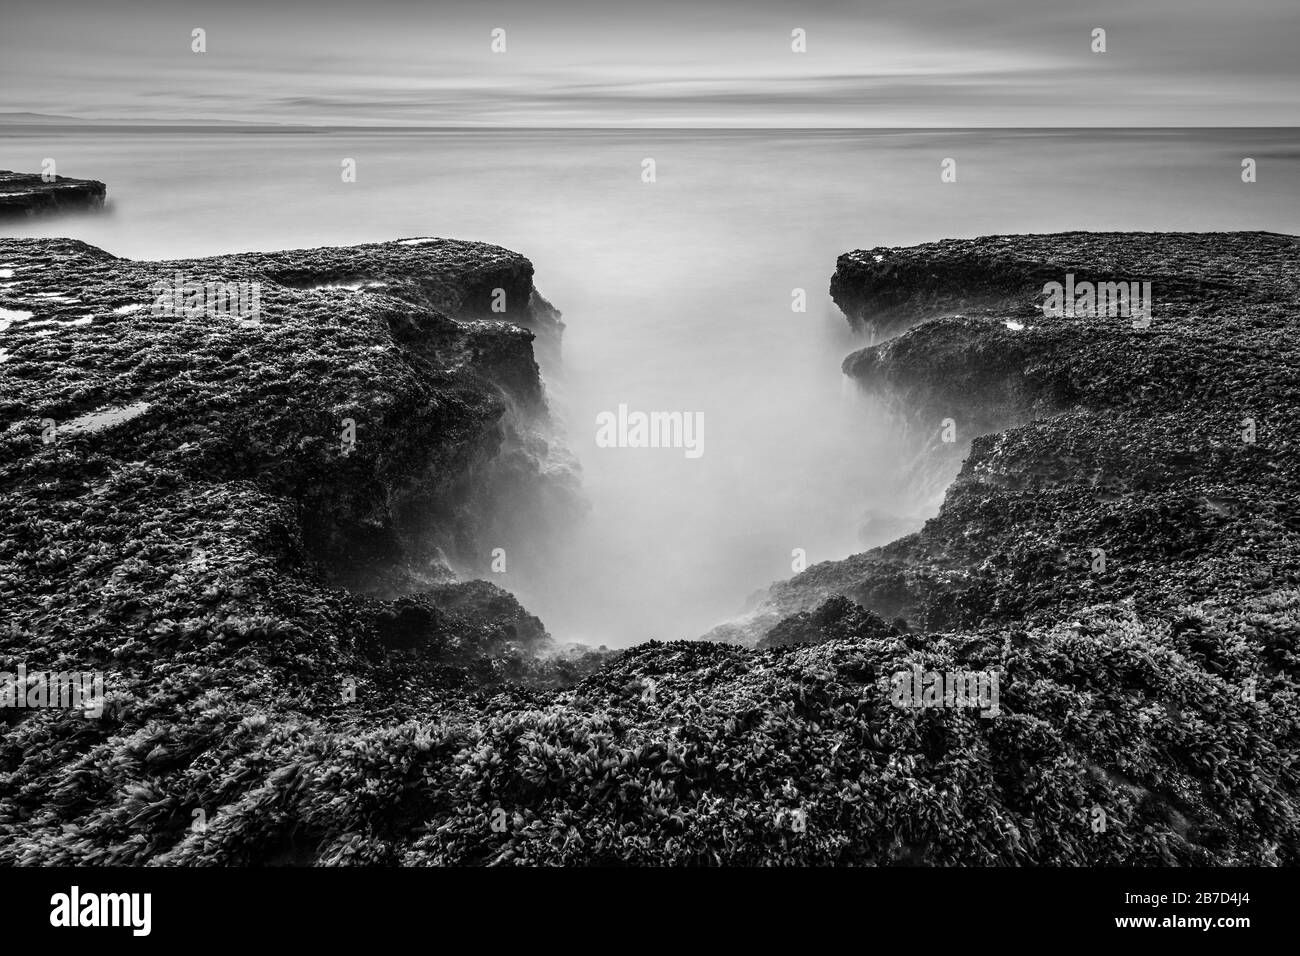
xmin=3 ymin=128 xmax=1298 ymax=645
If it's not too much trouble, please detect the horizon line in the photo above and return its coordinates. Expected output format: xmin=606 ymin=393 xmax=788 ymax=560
xmin=3 ymin=123 xmax=1299 ymax=132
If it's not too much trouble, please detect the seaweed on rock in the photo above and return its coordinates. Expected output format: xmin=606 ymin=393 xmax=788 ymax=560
xmin=0 ymin=232 xmax=1296 ymax=866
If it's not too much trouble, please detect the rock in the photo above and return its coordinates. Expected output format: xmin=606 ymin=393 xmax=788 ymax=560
xmin=0 ymin=234 xmax=591 ymax=861
xmin=756 ymin=595 xmax=897 ymax=650
xmin=2 ymin=230 xmax=1295 ymax=867
xmin=738 ymin=231 xmax=1300 ymax=641
xmin=0 ymin=235 xmax=581 ymax=594
xmin=0 ymin=170 xmax=107 ymax=219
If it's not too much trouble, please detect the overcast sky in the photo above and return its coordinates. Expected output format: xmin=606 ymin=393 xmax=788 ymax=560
xmin=2 ymin=0 xmax=1296 ymax=126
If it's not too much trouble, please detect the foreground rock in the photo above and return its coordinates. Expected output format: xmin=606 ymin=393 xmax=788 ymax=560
xmin=722 ymin=232 xmax=1300 ymax=643
xmin=0 ymin=170 xmax=106 ymax=219
xmin=696 ymin=232 xmax=1298 ymax=864
xmin=1 ymin=231 xmax=1294 ymax=866
xmin=0 ymin=236 xmax=604 ymax=864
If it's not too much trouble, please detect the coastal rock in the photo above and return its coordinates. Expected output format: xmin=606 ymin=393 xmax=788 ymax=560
xmin=676 ymin=234 xmax=1294 ymax=868
xmin=0 ymin=236 xmax=581 ymax=594
xmin=0 ymin=235 xmax=593 ymax=862
xmin=686 ymin=231 xmax=1299 ymax=863
xmin=0 ymin=170 xmax=107 ymax=219
xmin=727 ymin=231 xmax=1300 ymax=639
xmin=1 ymin=231 xmax=1294 ymax=867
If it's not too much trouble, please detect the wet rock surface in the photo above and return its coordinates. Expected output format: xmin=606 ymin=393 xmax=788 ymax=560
xmin=0 ymin=170 xmax=107 ymax=219
xmin=1 ymin=231 xmax=1295 ymax=866
xmin=692 ymin=232 xmax=1298 ymax=864
xmin=0 ymin=236 xmax=600 ymax=863
xmin=742 ymin=231 xmax=1300 ymax=639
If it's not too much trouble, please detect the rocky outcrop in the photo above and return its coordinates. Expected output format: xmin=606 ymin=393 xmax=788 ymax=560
xmin=0 ymin=170 xmax=106 ymax=219
xmin=0 ymin=235 xmax=598 ymax=862
xmin=0 ymin=236 xmax=580 ymax=596
xmin=720 ymin=231 xmax=1300 ymax=642
xmin=1 ymin=231 xmax=1294 ymax=867
xmin=686 ymin=232 xmax=1299 ymax=863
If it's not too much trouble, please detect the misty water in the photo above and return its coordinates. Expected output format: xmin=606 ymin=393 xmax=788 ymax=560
xmin=4 ymin=128 xmax=1298 ymax=646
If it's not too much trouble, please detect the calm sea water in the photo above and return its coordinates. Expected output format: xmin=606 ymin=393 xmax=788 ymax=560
xmin=3 ymin=128 xmax=1298 ymax=645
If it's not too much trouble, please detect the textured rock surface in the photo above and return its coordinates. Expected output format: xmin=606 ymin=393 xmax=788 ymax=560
xmin=722 ymin=232 xmax=1300 ymax=643
xmin=684 ymin=233 xmax=1299 ymax=865
xmin=0 ymin=170 xmax=107 ymax=219
xmin=0 ymin=237 xmax=605 ymax=864
xmin=0 ymin=236 xmax=578 ymax=593
xmin=1 ymin=231 xmax=1294 ymax=866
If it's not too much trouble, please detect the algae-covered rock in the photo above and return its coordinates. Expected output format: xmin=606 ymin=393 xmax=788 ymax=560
xmin=733 ymin=232 xmax=1300 ymax=641
xmin=1 ymin=231 xmax=1294 ymax=867
xmin=0 ymin=235 xmax=588 ymax=863
xmin=688 ymin=232 xmax=1299 ymax=864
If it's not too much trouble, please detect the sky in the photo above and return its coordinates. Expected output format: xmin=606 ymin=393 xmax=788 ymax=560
xmin=1 ymin=0 xmax=1297 ymax=127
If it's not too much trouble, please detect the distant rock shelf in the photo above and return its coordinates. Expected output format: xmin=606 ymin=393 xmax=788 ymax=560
xmin=0 ymin=170 xmax=107 ymax=219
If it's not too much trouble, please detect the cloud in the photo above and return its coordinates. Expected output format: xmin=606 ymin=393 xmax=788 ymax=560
xmin=0 ymin=0 xmax=1295 ymax=125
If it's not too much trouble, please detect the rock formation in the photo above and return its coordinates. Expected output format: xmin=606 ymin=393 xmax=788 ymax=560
xmin=0 ymin=170 xmax=107 ymax=219
xmin=716 ymin=231 xmax=1300 ymax=646
xmin=1 ymin=231 xmax=1294 ymax=866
